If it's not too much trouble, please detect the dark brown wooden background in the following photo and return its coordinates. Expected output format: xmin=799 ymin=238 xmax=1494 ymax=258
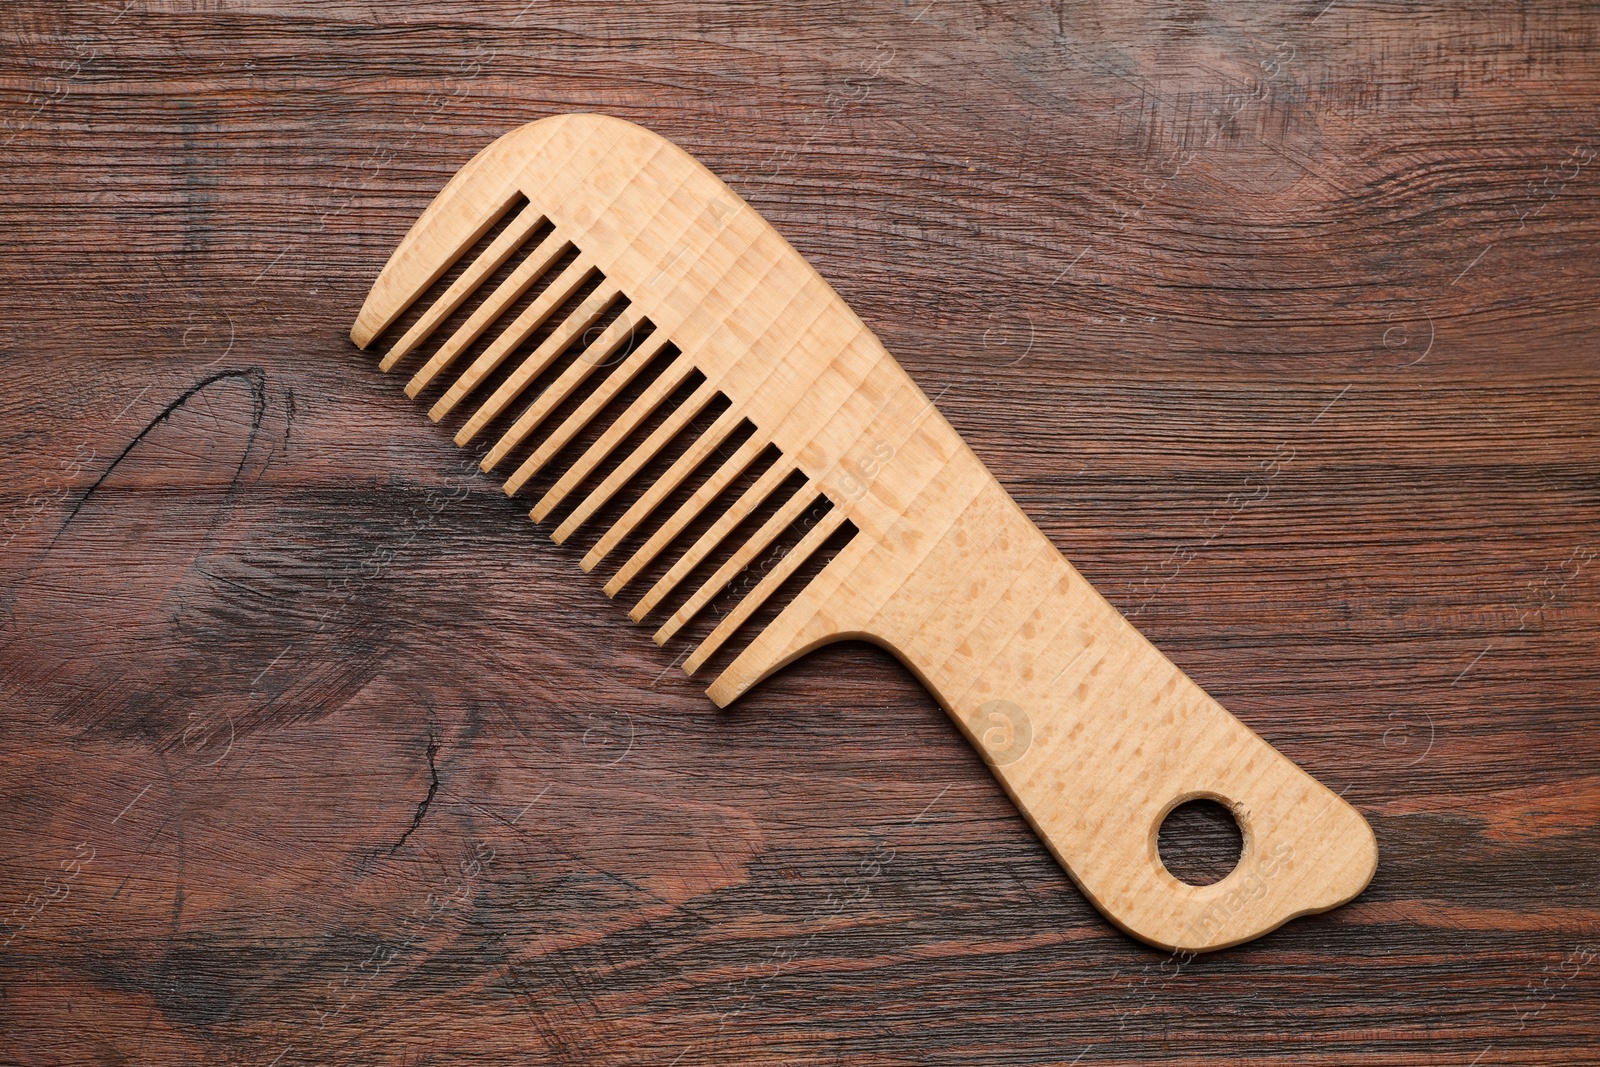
xmin=3 ymin=2 xmax=1598 ymax=1064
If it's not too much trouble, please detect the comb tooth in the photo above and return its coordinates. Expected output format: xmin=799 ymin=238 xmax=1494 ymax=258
xmin=405 ymin=230 xmax=569 ymax=398
xmin=481 ymin=318 xmax=657 ymax=473
xmin=526 ymin=354 xmax=699 ymax=522
xmin=350 ymin=120 xmax=578 ymax=349
xmin=602 ymin=435 xmax=766 ymax=595
xmin=683 ymin=507 xmax=849 ymax=674
xmin=378 ymin=203 xmax=545 ymax=372
xmin=649 ymin=480 xmax=821 ymax=642
xmin=429 ymin=258 xmax=602 ymax=421
xmin=627 ymin=459 xmax=795 ymax=620
xmin=551 ymin=379 xmax=720 ymax=544
xmin=452 ymin=279 xmax=621 ymax=442
xmin=581 ymin=406 xmax=747 ymax=573
xmin=502 ymin=340 xmax=683 ymax=496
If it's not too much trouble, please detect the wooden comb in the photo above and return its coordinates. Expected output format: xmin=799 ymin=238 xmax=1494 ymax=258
xmin=350 ymin=113 xmax=1377 ymax=952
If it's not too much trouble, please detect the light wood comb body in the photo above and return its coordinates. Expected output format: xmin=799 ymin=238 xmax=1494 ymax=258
xmin=351 ymin=113 xmax=1377 ymax=953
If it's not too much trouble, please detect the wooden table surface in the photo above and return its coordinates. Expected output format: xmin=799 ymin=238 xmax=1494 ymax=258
xmin=3 ymin=3 xmax=1597 ymax=1064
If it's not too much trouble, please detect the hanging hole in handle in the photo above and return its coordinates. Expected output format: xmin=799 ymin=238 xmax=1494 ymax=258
xmin=1157 ymin=798 xmax=1244 ymax=886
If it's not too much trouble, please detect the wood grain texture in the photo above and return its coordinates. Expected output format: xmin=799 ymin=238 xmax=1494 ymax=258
xmin=1 ymin=1 xmax=1596 ymax=1063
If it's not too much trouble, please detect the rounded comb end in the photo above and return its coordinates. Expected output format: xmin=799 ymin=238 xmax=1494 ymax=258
xmin=350 ymin=319 xmax=378 ymax=350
